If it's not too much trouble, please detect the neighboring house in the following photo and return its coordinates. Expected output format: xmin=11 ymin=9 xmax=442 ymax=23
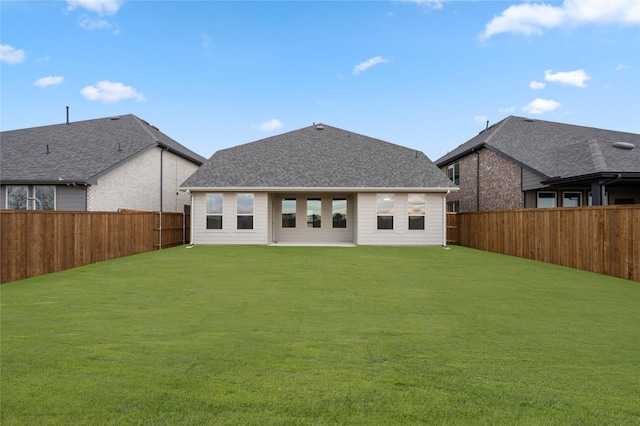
xmin=1 ymin=114 xmax=206 ymax=212
xmin=180 ymin=123 xmax=458 ymax=246
xmin=435 ymin=116 xmax=640 ymax=212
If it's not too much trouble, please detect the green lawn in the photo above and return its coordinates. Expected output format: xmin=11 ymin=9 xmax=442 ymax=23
xmin=1 ymin=245 xmax=639 ymax=425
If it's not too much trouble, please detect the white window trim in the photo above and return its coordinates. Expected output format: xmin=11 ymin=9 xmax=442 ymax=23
xmin=562 ymin=191 xmax=582 ymax=207
xmin=408 ymin=193 xmax=426 ymax=231
xmin=205 ymin=193 xmax=223 ymax=231
xmin=537 ymin=191 xmax=557 ymax=208
xmin=236 ymin=193 xmax=254 ymax=231
xmin=376 ymin=193 xmax=395 ymax=230
xmin=34 ymin=185 xmax=56 ymax=210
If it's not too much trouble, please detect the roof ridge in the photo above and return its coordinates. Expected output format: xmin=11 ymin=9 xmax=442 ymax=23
xmin=129 ymin=114 xmax=160 ymax=143
xmin=482 ymin=116 xmax=513 ymax=145
xmin=588 ymin=139 xmax=608 ymax=172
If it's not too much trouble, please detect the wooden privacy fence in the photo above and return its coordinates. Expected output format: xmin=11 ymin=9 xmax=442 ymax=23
xmin=448 ymin=206 xmax=639 ymax=282
xmin=1 ymin=210 xmax=190 ymax=284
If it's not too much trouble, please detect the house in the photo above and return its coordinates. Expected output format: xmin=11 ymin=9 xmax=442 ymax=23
xmin=1 ymin=114 xmax=206 ymax=212
xmin=180 ymin=124 xmax=458 ymax=246
xmin=435 ymin=116 xmax=640 ymax=212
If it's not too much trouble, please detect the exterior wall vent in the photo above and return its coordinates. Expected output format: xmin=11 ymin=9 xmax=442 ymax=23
xmin=612 ymin=141 xmax=635 ymax=150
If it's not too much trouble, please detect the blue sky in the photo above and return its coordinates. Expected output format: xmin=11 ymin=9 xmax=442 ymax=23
xmin=1 ymin=0 xmax=639 ymax=160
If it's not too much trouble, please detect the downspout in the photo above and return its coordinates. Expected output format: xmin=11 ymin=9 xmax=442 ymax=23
xmin=189 ymin=190 xmax=195 ymax=245
xmin=159 ymin=146 xmax=169 ymax=249
xmin=598 ymin=173 xmax=623 ymax=205
xmin=443 ymin=190 xmax=450 ymax=246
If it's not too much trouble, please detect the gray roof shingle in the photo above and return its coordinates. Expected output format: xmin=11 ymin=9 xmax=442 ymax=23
xmin=435 ymin=116 xmax=640 ymax=180
xmin=181 ymin=124 xmax=456 ymax=189
xmin=1 ymin=114 xmax=206 ymax=185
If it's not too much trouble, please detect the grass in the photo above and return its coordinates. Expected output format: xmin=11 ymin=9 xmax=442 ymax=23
xmin=1 ymin=245 xmax=639 ymax=425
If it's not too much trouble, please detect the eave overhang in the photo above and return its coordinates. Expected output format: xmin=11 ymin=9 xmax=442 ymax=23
xmin=179 ymin=186 xmax=459 ymax=193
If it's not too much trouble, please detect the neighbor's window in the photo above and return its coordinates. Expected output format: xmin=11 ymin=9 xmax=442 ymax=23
xmin=562 ymin=191 xmax=582 ymax=207
xmin=206 ymin=193 xmax=223 ymax=229
xmin=537 ymin=191 xmax=557 ymax=208
xmin=282 ymin=198 xmax=296 ymax=228
xmin=447 ymin=201 xmax=459 ymax=213
xmin=588 ymin=192 xmax=608 ymax=206
xmin=7 ymin=186 xmax=27 ymax=210
xmin=376 ymin=194 xmax=394 ymax=230
xmin=408 ymin=194 xmax=426 ymax=230
xmin=35 ymin=186 xmax=56 ymax=210
xmin=447 ymin=162 xmax=460 ymax=185
xmin=332 ymin=198 xmax=347 ymax=228
xmin=237 ymin=193 xmax=254 ymax=230
xmin=307 ymin=198 xmax=321 ymax=228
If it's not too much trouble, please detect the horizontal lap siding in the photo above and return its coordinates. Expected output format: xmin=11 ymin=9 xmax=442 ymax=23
xmin=192 ymin=192 xmax=269 ymax=245
xmin=274 ymin=194 xmax=354 ymax=244
xmin=355 ymin=193 xmax=446 ymax=246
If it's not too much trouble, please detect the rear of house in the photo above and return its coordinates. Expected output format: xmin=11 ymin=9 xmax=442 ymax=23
xmin=181 ymin=124 xmax=458 ymax=246
xmin=436 ymin=116 xmax=640 ymax=212
xmin=1 ymin=114 xmax=206 ymax=212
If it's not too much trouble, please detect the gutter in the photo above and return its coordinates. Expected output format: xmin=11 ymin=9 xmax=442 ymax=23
xmin=179 ymin=186 xmax=460 ymax=193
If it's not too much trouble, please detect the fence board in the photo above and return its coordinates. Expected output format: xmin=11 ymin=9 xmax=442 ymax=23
xmin=450 ymin=206 xmax=640 ymax=282
xmin=1 ymin=210 xmax=190 ymax=284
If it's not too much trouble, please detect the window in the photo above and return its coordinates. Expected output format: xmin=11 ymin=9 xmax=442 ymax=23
xmin=447 ymin=162 xmax=460 ymax=185
xmin=237 ymin=193 xmax=254 ymax=229
xmin=447 ymin=201 xmax=459 ymax=213
xmin=408 ymin=194 xmax=426 ymax=230
xmin=376 ymin=194 xmax=394 ymax=230
xmin=7 ymin=186 xmax=28 ymax=210
xmin=206 ymin=193 xmax=223 ymax=229
xmin=282 ymin=198 xmax=296 ymax=228
xmin=562 ymin=191 xmax=582 ymax=207
xmin=332 ymin=198 xmax=347 ymax=228
xmin=588 ymin=192 xmax=608 ymax=206
xmin=35 ymin=186 xmax=56 ymax=210
xmin=307 ymin=198 xmax=321 ymax=228
xmin=537 ymin=191 xmax=557 ymax=208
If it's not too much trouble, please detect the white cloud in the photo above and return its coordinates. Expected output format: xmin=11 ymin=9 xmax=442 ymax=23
xmin=474 ymin=115 xmax=488 ymax=124
xmin=80 ymin=81 xmax=145 ymax=103
xmin=33 ymin=76 xmax=64 ymax=88
xmin=530 ymin=81 xmax=546 ymax=90
xmin=544 ymin=69 xmax=591 ymax=87
xmin=499 ymin=106 xmax=516 ymax=113
xmin=481 ymin=0 xmax=640 ymax=39
xmin=400 ymin=0 xmax=445 ymax=10
xmin=615 ymin=63 xmax=627 ymax=71
xmin=353 ymin=56 xmax=390 ymax=75
xmin=79 ymin=17 xmax=111 ymax=30
xmin=522 ymin=98 xmax=561 ymax=114
xmin=0 ymin=44 xmax=26 ymax=64
xmin=66 ymin=0 xmax=123 ymax=15
xmin=257 ymin=119 xmax=283 ymax=132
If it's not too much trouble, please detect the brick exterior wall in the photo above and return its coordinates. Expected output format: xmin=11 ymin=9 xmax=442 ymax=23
xmin=441 ymin=147 xmax=524 ymax=212
xmin=87 ymin=147 xmax=199 ymax=212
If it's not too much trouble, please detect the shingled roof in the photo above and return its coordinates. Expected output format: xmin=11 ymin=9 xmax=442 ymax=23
xmin=435 ymin=116 xmax=640 ymax=181
xmin=181 ymin=124 xmax=455 ymax=190
xmin=1 ymin=114 xmax=206 ymax=185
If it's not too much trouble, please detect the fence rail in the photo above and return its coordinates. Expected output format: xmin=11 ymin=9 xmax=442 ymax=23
xmin=447 ymin=206 xmax=639 ymax=282
xmin=1 ymin=210 xmax=190 ymax=284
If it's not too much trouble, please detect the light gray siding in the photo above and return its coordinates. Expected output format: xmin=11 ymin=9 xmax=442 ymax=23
xmin=57 ymin=185 xmax=87 ymax=210
xmin=355 ymin=193 xmax=446 ymax=246
xmin=271 ymin=193 xmax=355 ymax=244
xmin=192 ymin=192 xmax=270 ymax=245
xmin=522 ymin=168 xmax=546 ymax=191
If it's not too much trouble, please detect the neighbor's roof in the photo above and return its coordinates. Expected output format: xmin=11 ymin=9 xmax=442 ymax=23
xmin=435 ymin=116 xmax=640 ymax=180
xmin=0 ymin=114 xmax=206 ymax=185
xmin=181 ymin=124 xmax=456 ymax=190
